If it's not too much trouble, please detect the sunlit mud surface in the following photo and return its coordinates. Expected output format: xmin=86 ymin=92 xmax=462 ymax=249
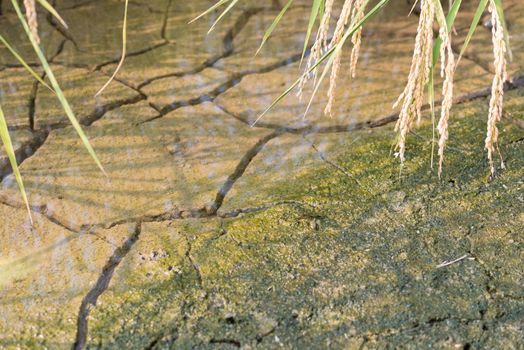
xmin=0 ymin=0 xmax=523 ymax=348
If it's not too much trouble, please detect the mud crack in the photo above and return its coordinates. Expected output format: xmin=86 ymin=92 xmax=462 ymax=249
xmin=73 ymin=221 xmax=142 ymax=350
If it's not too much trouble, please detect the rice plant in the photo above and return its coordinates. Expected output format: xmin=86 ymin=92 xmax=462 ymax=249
xmin=195 ymin=0 xmax=511 ymax=177
xmin=1 ymin=0 xmax=105 ymax=222
xmin=0 ymin=0 xmax=513 ymax=222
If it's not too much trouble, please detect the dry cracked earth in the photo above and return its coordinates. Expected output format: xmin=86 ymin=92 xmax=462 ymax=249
xmin=0 ymin=0 xmax=523 ymax=349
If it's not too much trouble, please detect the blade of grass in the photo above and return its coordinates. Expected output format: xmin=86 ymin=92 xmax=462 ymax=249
xmin=254 ymin=0 xmax=389 ymax=125
xmin=300 ymin=0 xmax=322 ymax=65
xmin=95 ymin=0 xmax=128 ymax=96
xmin=0 ymin=104 xmax=33 ymax=224
xmin=207 ymin=0 xmax=239 ymax=34
xmin=11 ymin=0 xmax=106 ymax=175
xmin=408 ymin=0 xmax=420 ymax=17
xmin=455 ymin=0 xmax=488 ymax=68
xmin=36 ymin=0 xmax=68 ymax=28
xmin=0 ymin=34 xmax=54 ymax=92
xmin=256 ymin=0 xmax=293 ymax=56
xmin=189 ymin=0 xmax=231 ymax=24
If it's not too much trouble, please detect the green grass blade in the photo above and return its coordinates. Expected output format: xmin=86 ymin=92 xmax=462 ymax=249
xmin=254 ymin=0 xmax=389 ymax=125
xmin=189 ymin=0 xmax=231 ymax=24
xmin=36 ymin=0 xmax=68 ymax=28
xmin=95 ymin=0 xmax=128 ymax=96
xmin=300 ymin=0 xmax=322 ymax=65
xmin=255 ymin=0 xmax=293 ymax=56
xmin=11 ymin=0 xmax=106 ymax=175
xmin=0 ymin=34 xmax=54 ymax=92
xmin=446 ymin=0 xmax=462 ymax=29
xmin=0 ymin=104 xmax=33 ymax=224
xmin=455 ymin=0 xmax=488 ymax=68
xmin=207 ymin=0 xmax=239 ymax=34
xmin=492 ymin=0 xmax=512 ymax=61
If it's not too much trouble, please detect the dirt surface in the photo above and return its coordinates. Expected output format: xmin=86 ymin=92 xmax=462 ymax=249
xmin=0 ymin=0 xmax=522 ymax=348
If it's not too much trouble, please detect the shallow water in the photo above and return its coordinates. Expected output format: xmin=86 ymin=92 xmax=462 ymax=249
xmin=0 ymin=0 xmax=523 ymax=348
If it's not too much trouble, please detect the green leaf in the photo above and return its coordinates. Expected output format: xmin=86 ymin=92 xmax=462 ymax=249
xmin=300 ymin=0 xmax=322 ymax=65
xmin=0 ymin=104 xmax=33 ymax=224
xmin=11 ymin=0 xmax=106 ymax=175
xmin=256 ymin=0 xmax=294 ymax=56
xmin=455 ymin=0 xmax=488 ymax=68
xmin=95 ymin=0 xmax=128 ymax=96
xmin=0 ymin=34 xmax=54 ymax=92
xmin=445 ymin=0 xmax=462 ymax=30
xmin=36 ymin=0 xmax=68 ymax=28
xmin=207 ymin=0 xmax=239 ymax=34
xmin=189 ymin=0 xmax=231 ymax=24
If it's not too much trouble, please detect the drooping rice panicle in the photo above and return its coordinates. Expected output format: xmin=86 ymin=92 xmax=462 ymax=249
xmin=24 ymin=0 xmax=39 ymax=44
xmin=393 ymin=0 xmax=434 ymax=165
xmin=349 ymin=0 xmax=365 ymax=78
xmin=324 ymin=0 xmax=354 ymax=116
xmin=298 ymin=0 xmax=335 ymax=97
xmin=437 ymin=26 xmax=455 ymax=177
xmin=485 ymin=0 xmax=507 ymax=176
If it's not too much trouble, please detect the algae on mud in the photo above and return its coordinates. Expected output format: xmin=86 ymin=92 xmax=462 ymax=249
xmin=0 ymin=0 xmax=523 ymax=348
xmin=80 ymin=99 xmax=524 ymax=349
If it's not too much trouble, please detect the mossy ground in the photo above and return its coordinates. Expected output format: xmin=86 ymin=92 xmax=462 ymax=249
xmin=85 ymin=99 xmax=523 ymax=349
xmin=1 ymin=1 xmax=523 ymax=348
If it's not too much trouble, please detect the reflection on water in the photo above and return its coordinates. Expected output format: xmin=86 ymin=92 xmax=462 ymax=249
xmin=0 ymin=0 xmax=523 ymax=346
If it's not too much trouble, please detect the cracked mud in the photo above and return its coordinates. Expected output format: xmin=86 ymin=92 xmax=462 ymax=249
xmin=0 ymin=0 xmax=523 ymax=349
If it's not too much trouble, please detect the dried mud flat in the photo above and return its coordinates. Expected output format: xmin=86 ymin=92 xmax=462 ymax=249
xmin=0 ymin=0 xmax=523 ymax=349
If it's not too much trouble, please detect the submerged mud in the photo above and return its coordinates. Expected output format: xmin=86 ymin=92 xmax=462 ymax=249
xmin=0 ymin=0 xmax=523 ymax=348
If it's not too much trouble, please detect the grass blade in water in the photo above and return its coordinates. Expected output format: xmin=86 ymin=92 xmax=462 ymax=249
xmin=0 ymin=104 xmax=33 ymax=224
xmin=11 ymin=0 xmax=106 ymax=175
xmin=95 ymin=0 xmax=128 ymax=97
xmin=256 ymin=0 xmax=294 ymax=55
xmin=0 ymin=34 xmax=54 ymax=92
xmin=189 ymin=0 xmax=231 ymax=24
xmin=455 ymin=0 xmax=488 ymax=68
xmin=36 ymin=0 xmax=68 ymax=28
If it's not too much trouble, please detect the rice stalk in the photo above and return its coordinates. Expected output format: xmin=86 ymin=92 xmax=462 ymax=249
xmin=393 ymin=0 xmax=434 ymax=165
xmin=324 ymin=0 xmax=354 ymax=116
xmin=255 ymin=0 xmax=388 ymax=125
xmin=297 ymin=0 xmax=329 ymax=96
xmin=436 ymin=26 xmax=455 ymax=177
xmin=23 ymin=0 xmax=39 ymax=44
xmin=485 ymin=0 xmax=507 ymax=176
xmin=349 ymin=0 xmax=365 ymax=78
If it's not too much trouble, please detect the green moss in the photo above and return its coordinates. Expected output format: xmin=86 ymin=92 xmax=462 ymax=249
xmin=86 ymin=98 xmax=524 ymax=348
